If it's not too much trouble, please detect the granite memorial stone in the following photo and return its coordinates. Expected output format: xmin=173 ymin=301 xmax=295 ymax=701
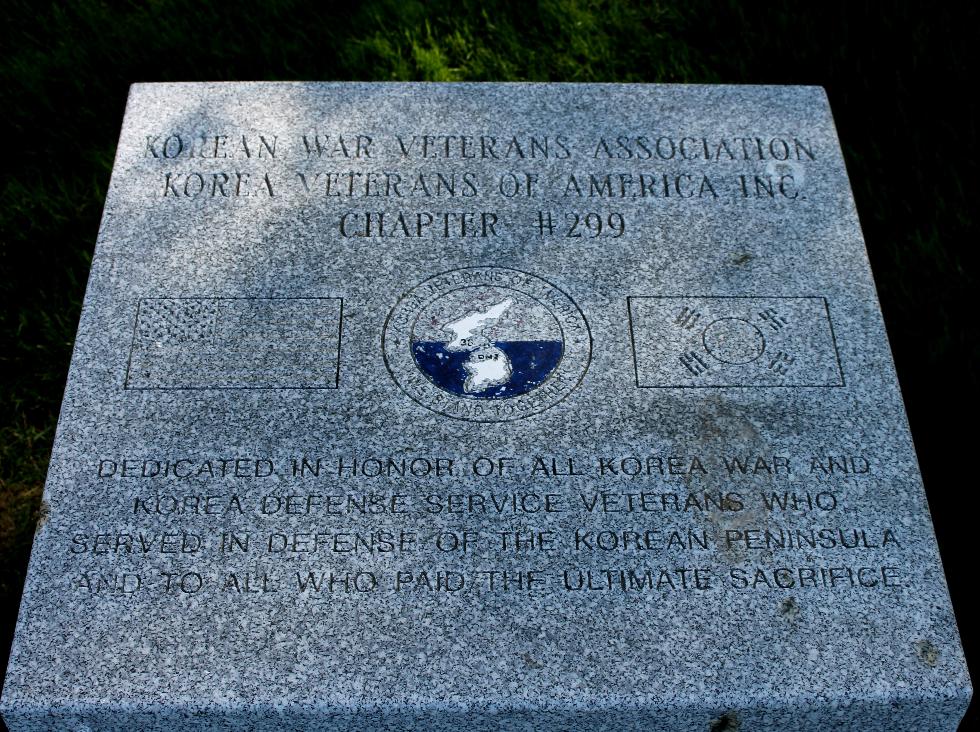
xmin=0 ymin=82 xmax=972 ymax=730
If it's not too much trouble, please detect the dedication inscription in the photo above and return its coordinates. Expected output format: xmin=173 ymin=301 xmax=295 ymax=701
xmin=0 ymin=83 xmax=971 ymax=731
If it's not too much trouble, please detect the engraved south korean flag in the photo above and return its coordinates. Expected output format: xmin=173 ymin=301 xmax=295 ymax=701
xmin=627 ymin=296 xmax=843 ymax=387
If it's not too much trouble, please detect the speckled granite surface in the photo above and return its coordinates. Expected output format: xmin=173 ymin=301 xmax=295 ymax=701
xmin=0 ymin=83 xmax=971 ymax=731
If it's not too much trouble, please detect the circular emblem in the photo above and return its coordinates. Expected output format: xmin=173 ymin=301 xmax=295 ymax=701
xmin=702 ymin=317 xmax=766 ymax=365
xmin=383 ymin=267 xmax=591 ymax=422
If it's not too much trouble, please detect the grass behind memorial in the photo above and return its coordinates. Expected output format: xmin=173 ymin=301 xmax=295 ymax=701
xmin=0 ymin=0 xmax=976 ymax=720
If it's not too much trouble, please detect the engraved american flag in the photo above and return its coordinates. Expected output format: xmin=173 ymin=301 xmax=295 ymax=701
xmin=125 ymin=297 xmax=342 ymax=389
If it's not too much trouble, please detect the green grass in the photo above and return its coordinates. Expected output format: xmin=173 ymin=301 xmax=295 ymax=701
xmin=1 ymin=0 xmax=976 ymax=719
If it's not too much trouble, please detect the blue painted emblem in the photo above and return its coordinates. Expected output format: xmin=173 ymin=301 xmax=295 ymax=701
xmin=384 ymin=267 xmax=591 ymax=422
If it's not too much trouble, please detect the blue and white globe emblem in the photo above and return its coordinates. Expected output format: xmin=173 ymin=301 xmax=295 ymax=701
xmin=384 ymin=267 xmax=591 ymax=421
xmin=411 ymin=287 xmax=563 ymax=399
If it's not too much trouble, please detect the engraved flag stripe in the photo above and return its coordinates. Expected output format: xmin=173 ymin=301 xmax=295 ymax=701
xmin=125 ymin=297 xmax=342 ymax=389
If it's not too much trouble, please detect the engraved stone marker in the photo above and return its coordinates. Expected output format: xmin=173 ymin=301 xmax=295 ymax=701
xmin=1 ymin=83 xmax=971 ymax=731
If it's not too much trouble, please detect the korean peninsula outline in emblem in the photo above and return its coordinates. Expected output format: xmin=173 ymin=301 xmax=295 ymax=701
xmin=383 ymin=267 xmax=592 ymax=422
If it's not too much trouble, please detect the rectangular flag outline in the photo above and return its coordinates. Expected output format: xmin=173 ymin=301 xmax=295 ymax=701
xmin=124 ymin=296 xmax=344 ymax=390
xmin=626 ymin=295 xmax=845 ymax=388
